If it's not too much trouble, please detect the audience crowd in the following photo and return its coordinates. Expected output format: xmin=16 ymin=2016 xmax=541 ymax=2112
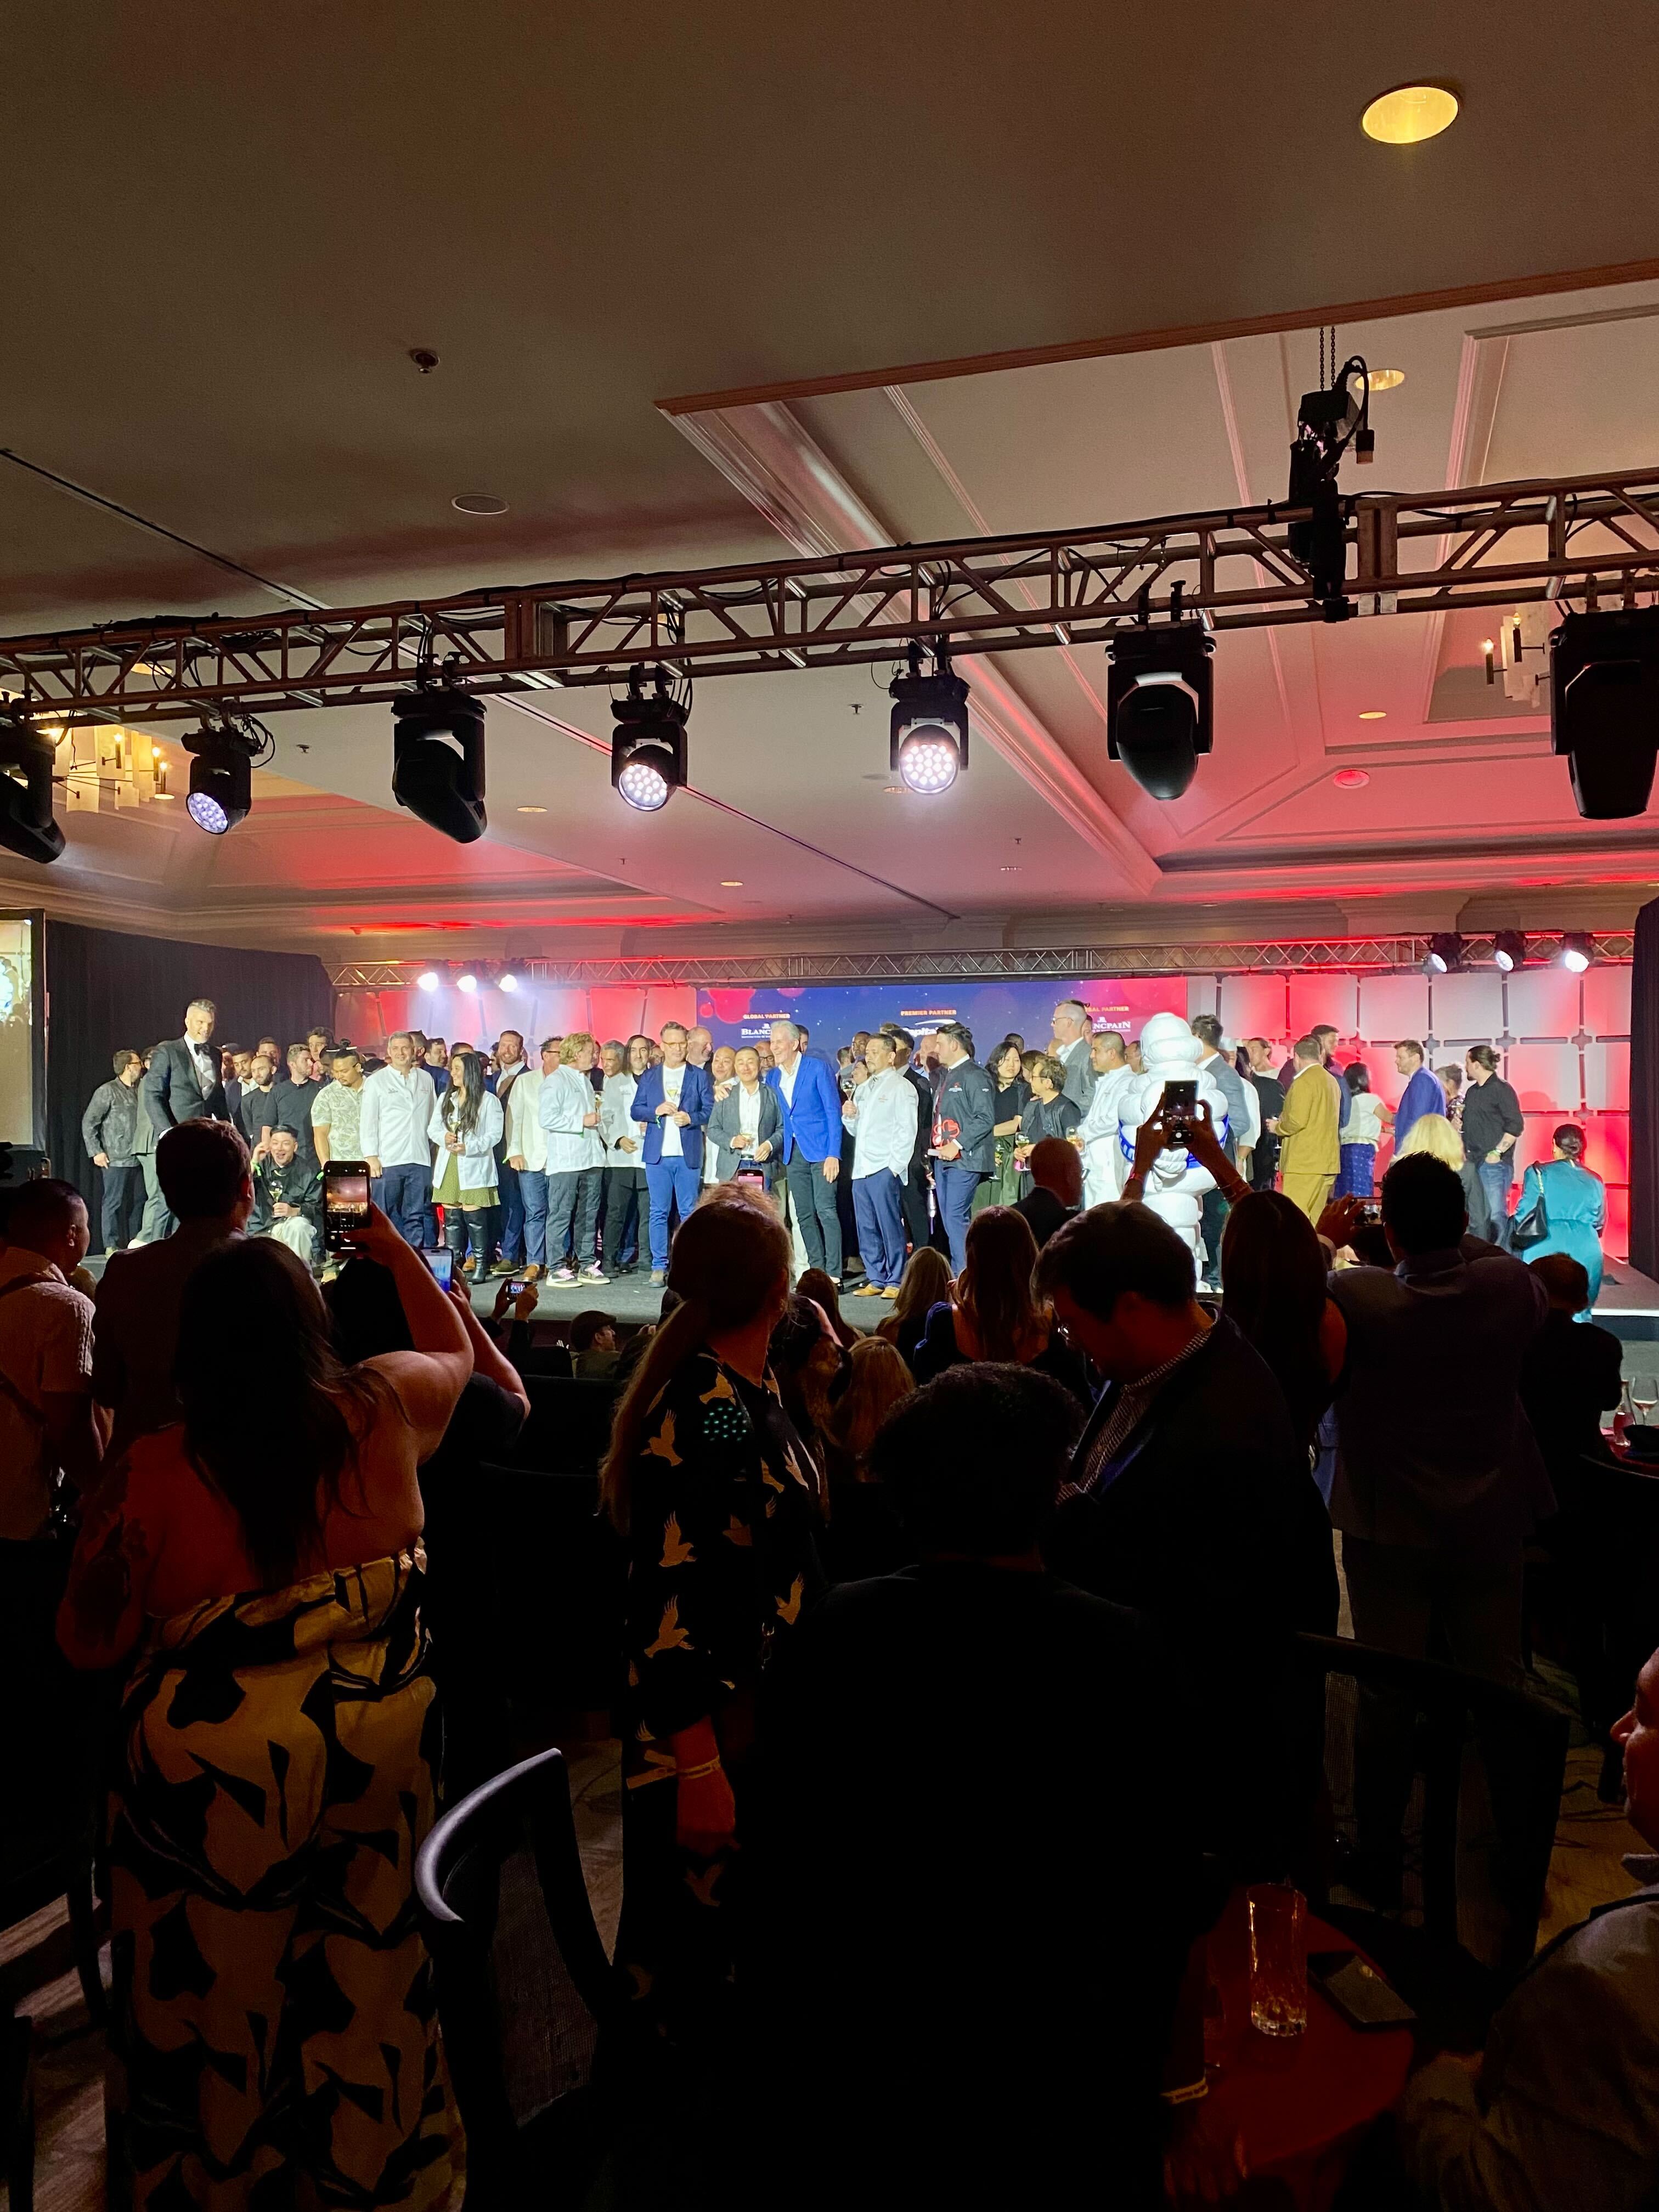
xmin=0 ymin=991 xmax=1641 ymax=2208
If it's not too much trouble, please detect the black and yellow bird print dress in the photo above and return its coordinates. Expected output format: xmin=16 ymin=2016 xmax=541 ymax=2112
xmin=615 ymin=1348 xmax=821 ymax=2028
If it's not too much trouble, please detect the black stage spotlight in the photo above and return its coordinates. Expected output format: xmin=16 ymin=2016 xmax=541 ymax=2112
xmin=611 ymin=666 xmax=689 ymax=812
xmin=1560 ymin=932 xmax=1593 ymax=974
xmin=1425 ymin=932 xmax=1465 ymax=975
xmin=889 ymin=640 xmax=969 ymax=795
xmin=1550 ymin=606 xmax=1659 ymax=819
xmin=1493 ymin=929 xmax=1527 ymax=974
xmin=0 ymin=719 xmax=65 ymax=864
xmin=183 ymin=720 xmax=261 ymax=836
xmin=393 ymin=684 xmax=487 ymax=843
xmin=1107 ymin=619 xmax=1214 ymax=800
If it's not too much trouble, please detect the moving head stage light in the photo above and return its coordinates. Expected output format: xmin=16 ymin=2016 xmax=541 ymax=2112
xmin=0 ymin=719 xmax=64 ymax=864
xmin=393 ymin=684 xmax=487 ymax=843
xmin=183 ymin=718 xmax=267 ymax=835
xmin=1549 ymin=606 xmax=1659 ymax=820
xmin=612 ymin=666 xmax=690 ymax=811
xmin=1107 ymin=618 xmax=1214 ymax=800
xmin=1288 ymin=343 xmax=1374 ymax=619
xmin=889 ymin=640 xmax=969 ymax=794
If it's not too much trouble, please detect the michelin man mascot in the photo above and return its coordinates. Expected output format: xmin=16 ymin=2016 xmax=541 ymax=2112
xmin=1111 ymin=1011 xmax=1231 ymax=1261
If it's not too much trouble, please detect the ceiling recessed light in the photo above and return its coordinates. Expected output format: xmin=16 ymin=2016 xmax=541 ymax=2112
xmin=1366 ymin=368 xmax=1406 ymax=392
xmin=452 ymin=493 xmax=509 ymax=516
xmin=998 ymin=865 xmax=1021 ymax=873
xmin=1358 ymin=709 xmax=1387 ymax=720
xmin=882 ymin=784 xmax=902 ymax=794
xmin=516 ymin=804 xmax=546 ymax=813
xmin=720 ymin=878 xmax=743 ymax=887
xmin=1361 ymin=83 xmax=1459 ymax=144
xmin=1333 ymin=768 xmax=1371 ymax=790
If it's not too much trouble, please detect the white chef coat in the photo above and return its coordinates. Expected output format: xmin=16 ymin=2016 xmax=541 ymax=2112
xmin=538 ymin=1064 xmax=605 ymax=1173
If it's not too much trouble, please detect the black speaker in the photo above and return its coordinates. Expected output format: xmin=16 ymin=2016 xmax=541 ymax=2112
xmin=1550 ymin=607 xmax=1659 ymax=821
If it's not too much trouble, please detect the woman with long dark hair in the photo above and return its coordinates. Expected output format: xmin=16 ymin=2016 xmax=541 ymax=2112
xmin=911 ymin=1206 xmax=1090 ymax=1404
xmin=878 ymin=1244 xmax=953 ymax=1368
xmin=603 ymin=1184 xmax=821 ymax=2046
xmin=977 ymin=1041 xmax=1032 ymax=1211
xmin=58 ymin=1209 xmax=472 ymax=2212
xmin=1219 ymin=1190 xmax=1347 ymax=1454
xmin=431 ymin=1045 xmax=504 ymax=1277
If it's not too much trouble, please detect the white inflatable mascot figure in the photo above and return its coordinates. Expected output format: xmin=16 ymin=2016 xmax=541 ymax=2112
xmin=1111 ymin=1010 xmax=1231 ymax=1261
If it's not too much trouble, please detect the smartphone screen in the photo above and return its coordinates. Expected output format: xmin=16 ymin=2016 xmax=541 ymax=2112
xmin=506 ymin=1276 xmax=531 ymax=1299
xmin=424 ymin=1246 xmax=454 ymax=1291
xmin=323 ymin=1161 xmax=371 ymax=1250
xmin=1161 ymin=1080 xmax=1198 ymax=1115
xmin=734 ymin=1165 xmax=768 ymax=1189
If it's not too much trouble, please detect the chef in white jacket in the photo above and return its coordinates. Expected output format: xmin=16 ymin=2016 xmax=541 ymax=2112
xmin=429 ymin=1047 xmax=505 ymax=1277
xmin=538 ymin=1031 xmax=608 ymax=1284
xmin=1075 ymin=1029 xmax=1137 ymax=1208
xmin=843 ymin=1031 xmax=918 ymax=1295
xmin=503 ymin=1041 xmax=548 ymax=1279
xmin=598 ymin=1037 xmax=646 ymax=1277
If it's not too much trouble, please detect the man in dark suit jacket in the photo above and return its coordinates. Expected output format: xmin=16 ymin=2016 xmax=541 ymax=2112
xmin=627 ymin=1022 xmax=714 ymax=1283
xmin=141 ymin=998 xmax=229 ymax=1236
xmin=1035 ymin=1201 xmax=1338 ymax=1877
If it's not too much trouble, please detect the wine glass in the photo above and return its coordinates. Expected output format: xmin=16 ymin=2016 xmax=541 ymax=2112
xmin=1634 ymin=1376 xmax=1658 ymax=1425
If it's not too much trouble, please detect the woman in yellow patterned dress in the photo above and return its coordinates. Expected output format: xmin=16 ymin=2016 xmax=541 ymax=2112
xmin=58 ymin=1209 xmax=472 ymax=2212
xmin=601 ymin=1184 xmax=822 ymax=2049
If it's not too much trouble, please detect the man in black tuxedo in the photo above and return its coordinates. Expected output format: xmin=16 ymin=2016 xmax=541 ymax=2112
xmin=142 ymin=998 xmax=228 ymax=1236
xmin=1036 ymin=1200 xmax=1338 ymax=1877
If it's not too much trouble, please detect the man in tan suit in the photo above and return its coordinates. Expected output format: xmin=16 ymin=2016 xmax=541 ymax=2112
xmin=1276 ymin=1033 xmax=1340 ymax=1222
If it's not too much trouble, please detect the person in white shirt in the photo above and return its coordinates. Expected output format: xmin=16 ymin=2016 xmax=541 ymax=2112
xmin=707 ymin=1046 xmax=784 ymax=1189
xmin=1076 ymin=1029 xmax=1136 ymax=1208
xmin=359 ymin=1032 xmax=438 ymax=1247
xmin=501 ymin=1038 xmax=548 ymax=1281
xmin=538 ymin=1031 xmax=608 ymax=1285
xmin=599 ymin=1036 xmax=648 ymax=1277
xmin=843 ymin=1031 xmax=919 ymax=1296
xmin=492 ymin=1029 xmax=535 ymax=1276
xmin=430 ymin=1048 xmax=504 ymax=1278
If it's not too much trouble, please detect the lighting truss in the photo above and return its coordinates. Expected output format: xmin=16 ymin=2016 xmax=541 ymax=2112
xmin=324 ymin=934 xmax=1635 ymax=992
xmin=5 ymin=466 xmax=1659 ymax=726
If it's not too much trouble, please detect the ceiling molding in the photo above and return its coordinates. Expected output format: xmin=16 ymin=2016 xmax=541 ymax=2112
xmin=655 ymin=258 xmax=1659 ymax=416
xmin=664 ymin=397 xmax=1163 ymax=894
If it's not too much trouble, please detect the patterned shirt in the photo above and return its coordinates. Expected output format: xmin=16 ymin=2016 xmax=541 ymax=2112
xmin=622 ymin=1348 xmax=821 ymax=1784
xmin=1058 ymin=1323 xmax=1214 ymax=1505
xmin=310 ymin=1078 xmax=363 ymax=1161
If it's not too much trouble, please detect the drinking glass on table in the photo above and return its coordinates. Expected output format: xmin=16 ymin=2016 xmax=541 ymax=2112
xmin=1634 ymin=1376 xmax=1659 ymax=1424
xmin=1248 ymin=1882 xmax=1307 ymax=2038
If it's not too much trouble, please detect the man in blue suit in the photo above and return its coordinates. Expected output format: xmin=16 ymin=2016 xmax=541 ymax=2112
xmin=629 ymin=1021 xmax=714 ymax=1284
xmin=768 ymin=1017 xmax=847 ymax=1283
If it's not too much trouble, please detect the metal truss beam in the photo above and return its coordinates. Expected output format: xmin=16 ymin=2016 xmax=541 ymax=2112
xmin=326 ymin=934 xmax=1634 ymax=991
xmin=7 ymin=466 xmax=1659 ymax=726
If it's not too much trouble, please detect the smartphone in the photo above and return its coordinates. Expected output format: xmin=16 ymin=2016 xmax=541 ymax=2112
xmin=423 ymin=1246 xmax=454 ymax=1291
xmin=734 ymin=1164 xmax=768 ymax=1190
xmin=323 ymin=1160 xmax=371 ymax=1251
xmin=505 ymin=1276 xmax=532 ymax=1299
xmin=1160 ymin=1077 xmax=1198 ymax=1146
xmin=1309 ymin=1950 xmax=1417 ymax=2030
xmin=1357 ymin=1200 xmax=1383 ymax=1226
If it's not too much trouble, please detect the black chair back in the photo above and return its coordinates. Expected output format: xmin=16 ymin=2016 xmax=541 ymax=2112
xmin=1294 ymin=1632 xmax=1569 ymax=2033
xmin=415 ymin=1748 xmax=628 ymax=2209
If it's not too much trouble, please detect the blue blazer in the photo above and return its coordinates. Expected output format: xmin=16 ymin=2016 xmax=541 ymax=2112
xmin=630 ymin=1062 xmax=714 ymax=1171
xmin=766 ymin=1053 xmax=845 ymax=1164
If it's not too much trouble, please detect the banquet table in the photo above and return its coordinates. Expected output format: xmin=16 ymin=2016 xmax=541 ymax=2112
xmin=1198 ymin=1894 xmax=1415 ymax=2212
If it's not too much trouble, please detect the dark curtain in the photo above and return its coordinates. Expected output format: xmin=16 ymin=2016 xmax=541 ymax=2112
xmin=1632 ymin=895 xmax=1659 ymax=1283
xmin=46 ymin=922 xmax=331 ymax=1251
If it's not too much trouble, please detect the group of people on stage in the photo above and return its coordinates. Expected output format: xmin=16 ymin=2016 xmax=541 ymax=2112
xmin=81 ymin=996 xmax=1609 ymax=1311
